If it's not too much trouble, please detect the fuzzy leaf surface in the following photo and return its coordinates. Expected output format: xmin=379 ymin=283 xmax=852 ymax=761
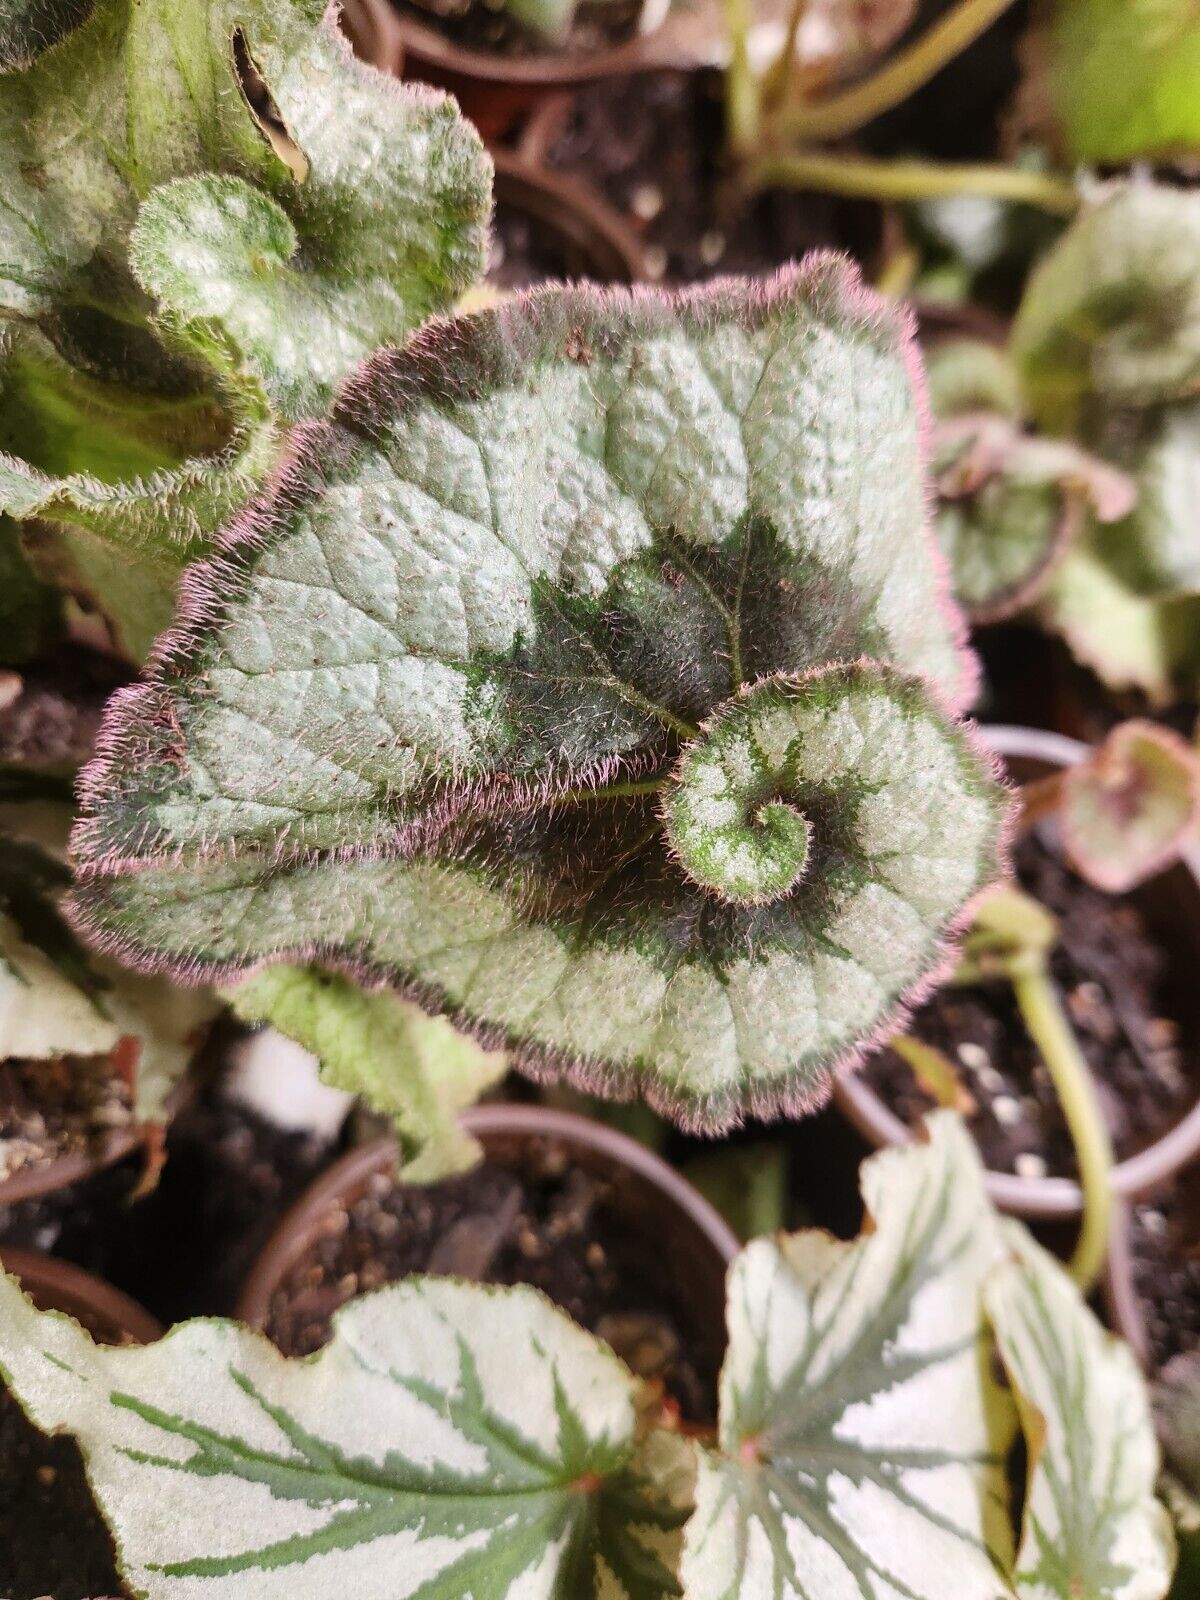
xmin=1060 ymin=719 xmax=1200 ymax=893
xmin=1090 ymin=403 xmax=1200 ymax=603
xmin=0 ymin=0 xmax=489 ymax=650
xmin=1013 ymin=186 xmax=1200 ymax=436
xmin=72 ymin=267 xmax=1006 ymax=1131
xmin=680 ymin=1112 xmax=1017 ymax=1599
xmin=987 ymin=1225 xmax=1174 ymax=1600
xmin=0 ymin=1270 xmax=692 ymax=1600
xmin=224 ymin=964 xmax=506 ymax=1180
xmin=1044 ymin=0 xmax=1200 ymax=164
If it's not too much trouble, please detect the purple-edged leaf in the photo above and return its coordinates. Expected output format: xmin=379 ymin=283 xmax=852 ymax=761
xmin=71 ymin=266 xmax=1009 ymax=1132
xmin=934 ymin=412 xmax=1135 ymax=623
xmin=1060 ymin=719 xmax=1200 ymax=893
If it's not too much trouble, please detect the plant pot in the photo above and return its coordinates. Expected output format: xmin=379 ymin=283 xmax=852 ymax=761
xmin=0 ymin=1245 xmax=162 ymax=1344
xmin=342 ymin=0 xmax=692 ymax=141
xmin=834 ymin=724 xmax=1200 ymax=1221
xmin=490 ymin=148 xmax=645 ymax=284
xmin=1103 ymin=1163 xmax=1200 ymax=1373
xmin=0 ymin=1125 xmax=143 ymax=1209
xmin=237 ymin=1103 xmax=739 ymax=1409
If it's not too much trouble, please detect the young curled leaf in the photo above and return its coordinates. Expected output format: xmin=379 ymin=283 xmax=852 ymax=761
xmin=681 ymin=1113 xmax=1018 ymax=1600
xmin=0 ymin=1269 xmax=693 ymax=1599
xmin=987 ymin=1224 xmax=1175 ymax=1600
xmin=70 ymin=265 xmax=1009 ymax=1132
xmin=1013 ymin=185 xmax=1200 ymax=436
xmin=934 ymin=412 xmax=1135 ymax=623
xmin=1060 ymin=720 xmax=1200 ymax=894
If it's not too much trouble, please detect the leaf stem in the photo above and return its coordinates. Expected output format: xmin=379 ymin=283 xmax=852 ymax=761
xmin=747 ymin=151 xmax=1080 ymax=214
xmin=545 ymin=778 xmax=667 ymax=809
xmin=1011 ymin=960 xmax=1114 ymax=1292
xmin=723 ymin=0 xmax=761 ymax=152
xmin=760 ymin=0 xmax=811 ymax=115
xmin=777 ymin=0 xmax=1020 ymax=142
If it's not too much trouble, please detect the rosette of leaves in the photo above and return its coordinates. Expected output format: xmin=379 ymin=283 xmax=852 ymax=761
xmin=0 ymin=1114 xmax=1173 ymax=1598
xmin=0 ymin=0 xmax=490 ymax=659
xmin=68 ymin=261 xmax=1010 ymax=1133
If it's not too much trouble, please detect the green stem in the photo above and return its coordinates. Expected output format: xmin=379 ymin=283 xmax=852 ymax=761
xmin=544 ymin=777 xmax=666 ymax=809
xmin=760 ymin=0 xmax=810 ymax=115
xmin=723 ymin=0 xmax=761 ymax=152
xmin=1011 ymin=962 xmax=1114 ymax=1292
xmin=748 ymin=150 xmax=1080 ymax=214
xmin=779 ymin=0 xmax=1019 ymax=142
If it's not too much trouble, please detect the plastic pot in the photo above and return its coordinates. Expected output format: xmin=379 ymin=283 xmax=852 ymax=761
xmin=237 ymin=1103 xmax=739 ymax=1383
xmin=0 ymin=1126 xmax=143 ymax=1209
xmin=0 ymin=1245 xmax=163 ymax=1345
xmin=834 ymin=724 xmax=1200 ymax=1220
xmin=342 ymin=0 xmax=693 ymax=142
xmin=490 ymin=148 xmax=645 ymax=284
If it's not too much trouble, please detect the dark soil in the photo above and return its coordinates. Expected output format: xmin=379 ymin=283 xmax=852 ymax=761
xmin=862 ymin=831 xmax=1195 ymax=1179
xmin=266 ymin=1134 xmax=719 ymax=1420
xmin=540 ymin=70 xmax=884 ymax=283
xmin=1127 ymin=1181 xmax=1200 ymax=1372
xmin=398 ymin=0 xmax=640 ymax=59
xmin=101 ymin=1065 xmax=342 ymax=1324
xmin=488 ymin=199 xmax=585 ymax=288
xmin=0 ymin=642 xmax=128 ymax=771
xmin=0 ymin=1056 xmax=133 ymax=1187
xmin=0 ymin=1299 xmax=131 ymax=1600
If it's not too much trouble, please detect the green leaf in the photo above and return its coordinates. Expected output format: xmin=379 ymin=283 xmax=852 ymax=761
xmin=680 ymin=1112 xmax=1018 ymax=1599
xmin=1060 ymin=719 xmax=1200 ymax=894
xmin=71 ymin=267 xmax=1008 ymax=1132
xmin=0 ymin=1268 xmax=693 ymax=1599
xmin=934 ymin=413 xmax=1134 ymax=623
xmin=0 ymin=0 xmax=490 ymax=652
xmin=224 ymin=964 xmax=506 ymax=1181
xmin=0 ymin=0 xmax=93 ymax=68
xmin=986 ymin=1224 xmax=1175 ymax=1600
xmin=1090 ymin=403 xmax=1200 ymax=603
xmin=503 ymin=0 xmax=577 ymax=43
xmin=0 ymin=510 xmax=60 ymax=664
xmin=924 ymin=338 xmax=1024 ymax=422
xmin=1013 ymin=185 xmax=1200 ymax=437
xmin=1044 ymin=0 xmax=1200 ymax=165
xmin=1039 ymin=547 xmax=1200 ymax=704
xmin=682 ymin=1141 xmax=788 ymax=1242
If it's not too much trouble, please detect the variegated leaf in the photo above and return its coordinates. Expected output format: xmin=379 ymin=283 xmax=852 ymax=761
xmin=223 ymin=964 xmax=506 ymax=1180
xmin=0 ymin=1269 xmax=692 ymax=1599
xmin=1060 ymin=719 xmax=1200 ymax=893
xmin=987 ymin=1225 xmax=1174 ymax=1600
xmin=1013 ymin=185 xmax=1200 ymax=437
xmin=69 ymin=266 xmax=1008 ymax=1133
xmin=1089 ymin=402 xmax=1200 ymax=604
xmin=934 ymin=413 xmax=1133 ymax=623
xmin=680 ymin=1112 xmax=1018 ymax=1599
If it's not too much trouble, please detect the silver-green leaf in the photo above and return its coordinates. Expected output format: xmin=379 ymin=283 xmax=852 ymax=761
xmin=71 ymin=266 xmax=1008 ymax=1132
xmin=680 ymin=1112 xmax=1018 ymax=1599
xmin=0 ymin=1269 xmax=692 ymax=1598
xmin=987 ymin=1225 xmax=1175 ymax=1600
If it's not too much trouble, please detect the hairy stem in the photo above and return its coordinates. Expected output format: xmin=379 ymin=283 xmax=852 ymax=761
xmin=1011 ymin=961 xmax=1114 ymax=1292
xmin=748 ymin=151 xmax=1080 ymax=214
xmin=778 ymin=0 xmax=1019 ymax=141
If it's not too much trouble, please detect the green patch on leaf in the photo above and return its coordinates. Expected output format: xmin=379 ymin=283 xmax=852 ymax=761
xmin=71 ymin=266 xmax=1008 ymax=1132
xmin=1043 ymin=0 xmax=1200 ymax=165
xmin=0 ymin=1268 xmax=692 ymax=1600
xmin=224 ymin=964 xmax=506 ymax=1181
xmin=987 ymin=1223 xmax=1175 ymax=1600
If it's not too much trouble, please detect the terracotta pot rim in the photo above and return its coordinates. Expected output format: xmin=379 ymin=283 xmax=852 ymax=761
xmin=0 ymin=1126 xmax=143 ymax=1208
xmin=489 ymin=148 xmax=646 ymax=284
xmin=0 ymin=1245 xmax=164 ymax=1345
xmin=392 ymin=7 xmax=679 ymax=89
xmin=236 ymin=1101 xmax=740 ymax=1330
xmin=833 ymin=722 xmax=1200 ymax=1220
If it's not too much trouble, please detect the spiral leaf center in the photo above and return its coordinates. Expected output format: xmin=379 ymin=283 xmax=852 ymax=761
xmin=662 ymin=678 xmax=819 ymax=906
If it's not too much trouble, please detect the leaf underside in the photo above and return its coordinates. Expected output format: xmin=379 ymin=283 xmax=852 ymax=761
xmin=0 ymin=1270 xmax=692 ymax=1599
xmin=681 ymin=1113 xmax=1018 ymax=1599
xmin=70 ymin=265 xmax=1006 ymax=1131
